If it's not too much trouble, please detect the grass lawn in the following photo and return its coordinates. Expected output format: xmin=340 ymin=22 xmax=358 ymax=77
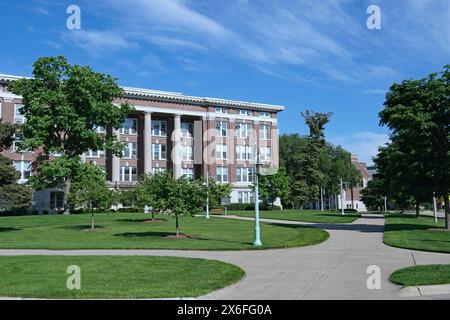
xmin=224 ymin=209 xmax=360 ymax=223
xmin=384 ymin=214 xmax=450 ymax=253
xmin=0 ymin=256 xmax=244 ymax=298
xmin=390 ymin=265 xmax=450 ymax=287
xmin=0 ymin=212 xmax=328 ymax=250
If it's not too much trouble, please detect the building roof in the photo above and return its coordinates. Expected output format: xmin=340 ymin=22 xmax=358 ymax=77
xmin=0 ymin=74 xmax=285 ymax=112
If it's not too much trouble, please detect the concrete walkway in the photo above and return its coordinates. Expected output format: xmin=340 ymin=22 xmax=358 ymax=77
xmin=0 ymin=214 xmax=449 ymax=300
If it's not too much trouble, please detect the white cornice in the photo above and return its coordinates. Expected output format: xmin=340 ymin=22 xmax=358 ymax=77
xmin=0 ymin=74 xmax=285 ymax=112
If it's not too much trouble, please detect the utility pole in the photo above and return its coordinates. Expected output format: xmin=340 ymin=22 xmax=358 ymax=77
xmin=205 ymin=166 xmax=210 ymax=219
xmin=433 ymin=192 xmax=438 ymax=223
xmin=340 ymin=179 xmax=345 ymax=215
xmin=320 ymin=187 xmax=324 ymax=211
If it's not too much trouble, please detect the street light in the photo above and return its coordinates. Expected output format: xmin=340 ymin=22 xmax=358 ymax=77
xmin=340 ymin=179 xmax=345 ymax=215
xmin=205 ymin=167 xmax=210 ymax=219
xmin=253 ymin=146 xmax=262 ymax=247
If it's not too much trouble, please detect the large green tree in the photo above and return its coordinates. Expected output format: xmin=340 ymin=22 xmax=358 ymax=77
xmin=379 ymin=65 xmax=450 ymax=227
xmin=0 ymin=120 xmax=33 ymax=212
xmin=257 ymin=166 xmax=291 ymax=209
xmin=9 ymin=56 xmax=132 ymax=214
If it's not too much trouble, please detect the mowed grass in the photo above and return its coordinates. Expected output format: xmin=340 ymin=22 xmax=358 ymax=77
xmin=0 ymin=256 xmax=244 ymax=298
xmin=384 ymin=214 xmax=450 ymax=253
xmin=390 ymin=265 xmax=450 ymax=287
xmin=0 ymin=213 xmax=328 ymax=250
xmin=225 ymin=210 xmax=360 ymax=224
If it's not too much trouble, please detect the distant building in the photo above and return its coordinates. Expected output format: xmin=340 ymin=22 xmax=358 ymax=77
xmin=341 ymin=155 xmax=372 ymax=212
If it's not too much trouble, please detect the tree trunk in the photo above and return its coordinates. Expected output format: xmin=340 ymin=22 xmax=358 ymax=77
xmin=444 ymin=195 xmax=449 ymax=230
xmin=63 ymin=176 xmax=72 ymax=215
xmin=415 ymin=202 xmax=420 ymax=218
xmin=91 ymin=210 xmax=95 ymax=230
xmin=175 ymin=215 xmax=179 ymax=237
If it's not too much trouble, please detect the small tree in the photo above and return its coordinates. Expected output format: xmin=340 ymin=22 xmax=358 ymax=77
xmin=0 ymin=120 xmax=32 ymax=213
xmin=9 ymin=56 xmax=132 ymax=214
xmin=67 ymin=164 xmax=116 ymax=229
xmin=257 ymin=166 xmax=290 ymax=209
xmin=208 ymin=179 xmax=232 ymax=209
xmin=168 ymin=177 xmax=205 ymax=237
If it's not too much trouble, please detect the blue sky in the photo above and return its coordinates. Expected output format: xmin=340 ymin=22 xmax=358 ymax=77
xmin=0 ymin=0 xmax=449 ymax=164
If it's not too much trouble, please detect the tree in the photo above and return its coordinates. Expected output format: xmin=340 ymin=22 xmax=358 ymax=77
xmin=379 ymin=65 xmax=450 ymax=227
xmin=67 ymin=164 xmax=116 ymax=229
xmin=208 ymin=180 xmax=232 ymax=209
xmin=361 ymin=178 xmax=386 ymax=212
xmin=291 ymin=111 xmax=333 ymax=207
xmin=258 ymin=166 xmax=290 ymax=209
xmin=0 ymin=120 xmax=33 ymax=212
xmin=9 ymin=56 xmax=132 ymax=214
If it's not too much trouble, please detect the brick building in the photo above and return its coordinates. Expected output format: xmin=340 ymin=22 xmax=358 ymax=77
xmin=0 ymin=74 xmax=284 ymax=212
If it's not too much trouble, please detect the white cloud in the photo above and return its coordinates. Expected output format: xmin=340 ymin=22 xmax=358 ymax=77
xmin=330 ymin=131 xmax=390 ymax=165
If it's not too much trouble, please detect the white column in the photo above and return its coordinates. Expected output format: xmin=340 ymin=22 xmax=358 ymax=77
xmin=112 ymin=128 xmax=121 ymax=182
xmin=144 ymin=112 xmax=152 ymax=174
xmin=173 ymin=114 xmax=182 ymax=179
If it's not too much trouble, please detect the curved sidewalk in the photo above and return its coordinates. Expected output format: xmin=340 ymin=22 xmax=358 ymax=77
xmin=0 ymin=214 xmax=449 ymax=300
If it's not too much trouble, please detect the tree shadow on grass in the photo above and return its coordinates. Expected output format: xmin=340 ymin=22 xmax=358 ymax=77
xmin=117 ymin=218 xmax=168 ymax=223
xmin=384 ymin=224 xmax=438 ymax=232
xmin=59 ymin=225 xmax=106 ymax=231
xmin=0 ymin=227 xmax=20 ymax=232
xmin=267 ymin=222 xmax=385 ymax=233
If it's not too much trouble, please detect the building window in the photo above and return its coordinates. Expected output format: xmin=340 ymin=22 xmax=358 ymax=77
xmin=236 ymin=145 xmax=253 ymax=161
xmin=95 ymin=125 xmax=106 ymax=133
xmin=151 ymin=167 xmax=166 ymax=174
xmin=260 ymin=112 xmax=270 ymax=118
xmin=152 ymin=120 xmax=167 ymax=137
xmin=121 ymin=118 xmax=137 ymax=135
xmin=235 ymin=123 xmax=253 ymax=139
xmin=215 ymin=144 xmax=228 ymax=160
xmin=238 ymin=191 xmax=254 ymax=204
xmin=120 ymin=166 xmax=138 ymax=182
xmin=260 ymin=146 xmax=272 ymax=161
xmin=216 ymin=121 xmax=227 ymax=137
xmin=14 ymin=104 xmax=26 ymax=124
xmin=152 ymin=144 xmax=167 ymax=160
xmin=181 ymin=123 xmax=194 ymax=138
xmin=259 ymin=124 xmax=271 ymax=140
xmin=50 ymin=192 xmax=65 ymax=210
xmin=238 ymin=109 xmax=252 ymax=116
xmin=123 ymin=142 xmax=138 ymax=159
xmin=216 ymin=167 xmax=229 ymax=183
xmin=13 ymin=161 xmax=31 ymax=181
xmin=236 ymin=168 xmax=254 ymax=183
xmin=85 ymin=149 xmax=105 ymax=158
xmin=215 ymin=107 xmax=228 ymax=114
xmin=181 ymin=168 xmax=195 ymax=180
xmin=181 ymin=145 xmax=194 ymax=161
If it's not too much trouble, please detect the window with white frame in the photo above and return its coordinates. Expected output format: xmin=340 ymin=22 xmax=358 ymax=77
xmin=152 ymin=144 xmax=167 ymax=160
xmin=152 ymin=120 xmax=167 ymax=137
xmin=50 ymin=192 xmax=65 ymax=210
xmin=259 ymin=112 xmax=270 ymax=118
xmin=260 ymin=146 xmax=272 ymax=161
xmin=120 ymin=166 xmax=138 ymax=182
xmin=151 ymin=167 xmax=166 ymax=174
xmin=215 ymin=107 xmax=228 ymax=114
xmin=181 ymin=168 xmax=195 ymax=180
xmin=181 ymin=145 xmax=193 ymax=161
xmin=181 ymin=122 xmax=194 ymax=138
xmin=216 ymin=167 xmax=229 ymax=183
xmin=14 ymin=104 xmax=26 ymax=124
xmin=13 ymin=161 xmax=31 ymax=180
xmin=236 ymin=145 xmax=253 ymax=161
xmin=12 ymin=133 xmax=23 ymax=152
xmin=235 ymin=123 xmax=253 ymax=139
xmin=85 ymin=149 xmax=105 ymax=158
xmin=95 ymin=125 xmax=106 ymax=133
xmin=236 ymin=167 xmax=254 ymax=183
xmin=216 ymin=121 xmax=227 ymax=137
xmin=259 ymin=124 xmax=271 ymax=140
xmin=215 ymin=144 xmax=228 ymax=160
xmin=121 ymin=118 xmax=137 ymax=135
xmin=238 ymin=109 xmax=252 ymax=116
xmin=238 ymin=191 xmax=254 ymax=204
xmin=123 ymin=142 xmax=138 ymax=159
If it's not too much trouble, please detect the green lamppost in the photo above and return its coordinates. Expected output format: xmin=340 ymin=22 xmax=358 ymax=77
xmin=253 ymin=147 xmax=262 ymax=247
